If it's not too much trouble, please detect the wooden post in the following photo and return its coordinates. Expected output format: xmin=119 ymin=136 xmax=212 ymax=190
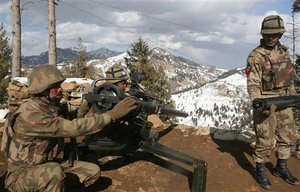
xmin=48 ymin=0 xmax=57 ymax=66
xmin=12 ymin=0 xmax=21 ymax=77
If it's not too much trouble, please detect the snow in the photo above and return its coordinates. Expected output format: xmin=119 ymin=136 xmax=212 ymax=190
xmin=2 ymin=52 xmax=251 ymax=133
xmin=172 ymin=73 xmax=249 ymax=129
xmin=3 ymin=72 xmax=250 ymax=132
xmin=0 ymin=109 xmax=9 ymax=123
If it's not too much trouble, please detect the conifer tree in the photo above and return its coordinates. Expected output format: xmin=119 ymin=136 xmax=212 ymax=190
xmin=127 ymin=37 xmax=172 ymax=104
xmin=64 ymin=38 xmax=95 ymax=78
xmin=0 ymin=23 xmax=12 ymax=104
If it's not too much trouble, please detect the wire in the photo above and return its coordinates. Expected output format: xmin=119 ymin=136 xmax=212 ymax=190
xmin=59 ymin=0 xmax=119 ymax=27
xmin=89 ymin=0 xmax=205 ymax=33
xmin=58 ymin=0 xmax=211 ymax=65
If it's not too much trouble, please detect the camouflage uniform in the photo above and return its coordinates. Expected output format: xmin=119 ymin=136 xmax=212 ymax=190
xmin=77 ymin=63 xmax=129 ymax=118
xmin=294 ymin=133 xmax=300 ymax=159
xmin=1 ymin=65 xmax=136 ymax=192
xmin=246 ymin=41 xmax=298 ymax=163
xmin=246 ymin=14 xmax=299 ymax=190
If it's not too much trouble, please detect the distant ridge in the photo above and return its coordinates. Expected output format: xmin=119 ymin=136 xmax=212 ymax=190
xmin=21 ymin=47 xmax=122 ymax=67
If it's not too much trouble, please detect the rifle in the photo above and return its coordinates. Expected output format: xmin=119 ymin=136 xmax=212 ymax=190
xmin=252 ymin=95 xmax=300 ymax=112
xmin=80 ymin=77 xmax=207 ymax=192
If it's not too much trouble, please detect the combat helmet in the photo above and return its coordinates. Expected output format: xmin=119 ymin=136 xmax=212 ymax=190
xmin=261 ymin=15 xmax=285 ymax=34
xmin=28 ymin=64 xmax=66 ymax=94
xmin=105 ymin=64 xmax=129 ymax=84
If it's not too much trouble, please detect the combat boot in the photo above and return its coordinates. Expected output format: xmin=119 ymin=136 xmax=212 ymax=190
xmin=273 ymin=159 xmax=299 ymax=185
xmin=256 ymin=163 xmax=272 ymax=190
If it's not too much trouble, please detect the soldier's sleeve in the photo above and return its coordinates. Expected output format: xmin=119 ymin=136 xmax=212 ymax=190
xmin=288 ymin=69 xmax=299 ymax=96
xmin=17 ymin=109 xmax=112 ymax=138
xmin=77 ymin=99 xmax=91 ymax=118
xmin=246 ymin=53 xmax=263 ymax=101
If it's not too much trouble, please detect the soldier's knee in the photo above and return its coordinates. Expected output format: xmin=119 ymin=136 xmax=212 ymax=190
xmin=90 ymin=163 xmax=100 ymax=174
xmin=44 ymin=162 xmax=65 ymax=183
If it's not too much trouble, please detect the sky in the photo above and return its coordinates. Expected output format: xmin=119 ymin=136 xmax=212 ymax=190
xmin=0 ymin=0 xmax=297 ymax=69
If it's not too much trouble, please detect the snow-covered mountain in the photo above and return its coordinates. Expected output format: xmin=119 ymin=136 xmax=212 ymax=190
xmin=5 ymin=47 xmax=251 ymax=132
xmin=84 ymin=47 xmax=251 ymax=131
xmin=22 ymin=47 xmax=122 ymax=67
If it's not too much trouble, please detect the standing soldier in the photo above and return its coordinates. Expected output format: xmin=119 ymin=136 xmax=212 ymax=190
xmin=0 ymin=64 xmax=137 ymax=192
xmin=246 ymin=15 xmax=299 ymax=190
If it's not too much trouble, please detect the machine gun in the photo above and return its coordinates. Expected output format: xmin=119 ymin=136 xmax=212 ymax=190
xmin=252 ymin=96 xmax=300 ymax=112
xmin=79 ymin=75 xmax=207 ymax=192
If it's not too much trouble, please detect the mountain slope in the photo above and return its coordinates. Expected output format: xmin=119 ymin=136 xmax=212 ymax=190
xmin=21 ymin=47 xmax=250 ymax=130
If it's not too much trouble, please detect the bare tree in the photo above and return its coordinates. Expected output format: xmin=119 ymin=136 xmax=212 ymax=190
xmin=11 ymin=0 xmax=21 ymax=77
xmin=48 ymin=0 xmax=57 ymax=66
xmin=291 ymin=0 xmax=300 ymax=63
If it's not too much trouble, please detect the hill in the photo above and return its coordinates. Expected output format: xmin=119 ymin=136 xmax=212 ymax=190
xmin=82 ymin=47 xmax=251 ymax=130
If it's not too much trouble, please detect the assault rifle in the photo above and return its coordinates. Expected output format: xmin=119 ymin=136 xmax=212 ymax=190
xmin=79 ymin=74 xmax=207 ymax=192
xmin=252 ymin=96 xmax=300 ymax=112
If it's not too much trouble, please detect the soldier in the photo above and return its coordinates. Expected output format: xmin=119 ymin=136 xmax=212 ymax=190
xmin=0 ymin=64 xmax=137 ymax=192
xmin=246 ymin=15 xmax=299 ymax=190
xmin=77 ymin=63 xmax=129 ymax=118
xmin=292 ymin=134 xmax=300 ymax=159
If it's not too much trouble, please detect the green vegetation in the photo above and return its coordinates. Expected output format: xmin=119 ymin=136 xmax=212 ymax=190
xmin=64 ymin=38 xmax=95 ymax=78
xmin=126 ymin=37 xmax=172 ymax=105
xmin=0 ymin=23 xmax=12 ymax=104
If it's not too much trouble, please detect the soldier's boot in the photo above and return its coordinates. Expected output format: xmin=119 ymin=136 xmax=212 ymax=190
xmin=273 ymin=159 xmax=299 ymax=185
xmin=256 ymin=163 xmax=272 ymax=190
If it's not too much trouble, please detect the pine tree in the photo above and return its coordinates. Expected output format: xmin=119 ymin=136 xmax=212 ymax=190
xmin=64 ymin=38 xmax=95 ymax=78
xmin=126 ymin=37 xmax=150 ymax=74
xmin=126 ymin=37 xmax=172 ymax=104
xmin=0 ymin=23 xmax=12 ymax=104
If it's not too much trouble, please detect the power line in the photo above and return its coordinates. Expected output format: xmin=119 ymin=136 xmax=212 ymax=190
xmin=60 ymin=0 xmax=119 ymax=27
xmin=53 ymin=0 xmax=263 ymax=67
xmin=59 ymin=0 xmax=210 ymax=65
xmin=89 ymin=0 xmax=206 ymax=33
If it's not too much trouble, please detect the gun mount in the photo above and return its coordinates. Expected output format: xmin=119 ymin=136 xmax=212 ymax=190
xmin=78 ymin=77 xmax=207 ymax=192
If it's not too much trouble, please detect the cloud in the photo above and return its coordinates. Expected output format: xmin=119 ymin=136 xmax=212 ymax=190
xmin=157 ymin=35 xmax=182 ymax=50
xmin=113 ymin=11 xmax=142 ymax=27
xmin=0 ymin=0 xmax=294 ymax=69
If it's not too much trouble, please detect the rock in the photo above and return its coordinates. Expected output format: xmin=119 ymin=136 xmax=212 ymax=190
xmin=213 ymin=129 xmax=239 ymax=140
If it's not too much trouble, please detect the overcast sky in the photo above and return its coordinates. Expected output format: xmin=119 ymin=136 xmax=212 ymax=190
xmin=0 ymin=0 xmax=297 ymax=69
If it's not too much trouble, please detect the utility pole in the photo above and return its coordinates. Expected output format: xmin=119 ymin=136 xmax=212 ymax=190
xmin=48 ymin=0 xmax=57 ymax=66
xmin=11 ymin=0 xmax=21 ymax=78
xmin=292 ymin=12 xmax=296 ymax=64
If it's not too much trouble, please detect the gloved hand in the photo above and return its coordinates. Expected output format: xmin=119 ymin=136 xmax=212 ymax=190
xmin=262 ymin=104 xmax=277 ymax=116
xmin=107 ymin=97 xmax=137 ymax=120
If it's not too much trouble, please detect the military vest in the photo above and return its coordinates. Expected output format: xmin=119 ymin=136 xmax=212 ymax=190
xmin=254 ymin=45 xmax=295 ymax=91
xmin=1 ymin=99 xmax=62 ymax=165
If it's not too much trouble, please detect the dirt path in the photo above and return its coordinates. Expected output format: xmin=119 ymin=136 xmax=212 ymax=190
xmin=1 ymin=128 xmax=300 ymax=192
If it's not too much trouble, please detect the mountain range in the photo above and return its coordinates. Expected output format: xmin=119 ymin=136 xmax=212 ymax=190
xmin=22 ymin=47 xmax=122 ymax=67
xmin=22 ymin=47 xmax=251 ymax=131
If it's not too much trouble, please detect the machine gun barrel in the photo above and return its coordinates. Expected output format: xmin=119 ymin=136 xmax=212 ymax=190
xmin=135 ymin=100 xmax=188 ymax=117
xmin=252 ymin=96 xmax=300 ymax=112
